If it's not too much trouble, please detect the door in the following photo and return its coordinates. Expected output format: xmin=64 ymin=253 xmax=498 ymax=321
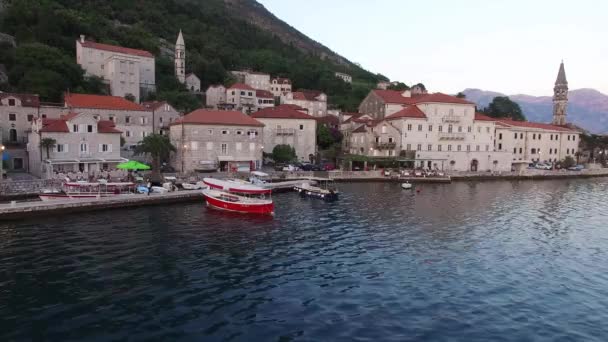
xmin=12 ymin=158 xmax=23 ymax=170
xmin=470 ymin=159 xmax=479 ymax=172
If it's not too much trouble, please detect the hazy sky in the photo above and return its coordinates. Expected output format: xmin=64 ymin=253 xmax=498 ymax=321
xmin=257 ymin=0 xmax=608 ymax=96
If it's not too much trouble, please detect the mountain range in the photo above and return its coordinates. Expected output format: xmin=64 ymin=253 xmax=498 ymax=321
xmin=462 ymin=88 xmax=608 ymax=134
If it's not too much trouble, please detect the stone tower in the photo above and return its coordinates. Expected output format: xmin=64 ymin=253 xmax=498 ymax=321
xmin=175 ymin=30 xmax=185 ymax=84
xmin=552 ymin=61 xmax=568 ymax=125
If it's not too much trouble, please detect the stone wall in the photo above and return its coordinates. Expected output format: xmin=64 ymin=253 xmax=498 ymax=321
xmin=0 ymin=179 xmax=62 ymax=196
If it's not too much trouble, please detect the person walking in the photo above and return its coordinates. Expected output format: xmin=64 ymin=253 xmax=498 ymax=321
xmin=146 ymin=179 xmax=152 ymax=196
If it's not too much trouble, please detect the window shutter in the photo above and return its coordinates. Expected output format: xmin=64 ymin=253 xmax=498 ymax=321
xmin=64 ymin=144 xmax=69 ymax=153
xmin=108 ymin=144 xmax=112 ymax=153
xmin=99 ymin=144 xmax=103 ymax=152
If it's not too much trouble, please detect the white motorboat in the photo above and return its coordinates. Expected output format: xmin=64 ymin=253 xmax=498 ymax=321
xmin=39 ymin=180 xmax=136 ymax=201
xmin=181 ymin=181 xmax=207 ymax=190
xmin=401 ymin=182 xmax=413 ymax=190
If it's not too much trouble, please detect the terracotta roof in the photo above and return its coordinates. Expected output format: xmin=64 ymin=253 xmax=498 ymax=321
xmin=293 ymin=90 xmax=325 ymax=101
xmin=279 ymin=104 xmax=307 ymax=111
xmin=39 ymin=117 xmax=121 ymax=133
xmin=474 ymin=112 xmax=495 ymax=121
xmin=142 ymin=101 xmax=169 ymax=111
xmin=385 ymin=106 xmax=427 ymax=120
xmin=352 ymin=125 xmax=368 ymax=134
xmin=496 ymin=119 xmax=576 ymax=132
xmin=172 ymin=109 xmax=264 ymax=127
xmin=0 ymin=93 xmax=40 ymax=107
xmin=372 ymin=90 xmax=474 ymax=105
xmin=315 ymin=115 xmax=339 ymax=125
xmin=255 ymin=89 xmax=274 ymax=99
xmin=251 ymin=106 xmax=315 ymax=120
xmin=79 ymin=40 xmax=154 ymax=58
xmin=229 ymin=83 xmax=255 ymax=91
xmin=65 ymin=93 xmax=147 ymax=111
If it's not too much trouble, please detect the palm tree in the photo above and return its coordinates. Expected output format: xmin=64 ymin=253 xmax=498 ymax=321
xmin=134 ymin=134 xmax=176 ymax=180
xmin=40 ymin=138 xmax=57 ymax=160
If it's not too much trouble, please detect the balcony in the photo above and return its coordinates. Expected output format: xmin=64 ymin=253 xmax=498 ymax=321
xmin=276 ymin=128 xmax=296 ymax=136
xmin=375 ymin=142 xmax=397 ymax=150
xmin=442 ymin=115 xmax=461 ymax=123
xmin=439 ymin=132 xmax=466 ymax=140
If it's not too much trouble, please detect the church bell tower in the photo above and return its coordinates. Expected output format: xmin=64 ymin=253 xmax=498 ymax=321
xmin=175 ymin=30 xmax=186 ymax=84
xmin=552 ymin=61 xmax=568 ymax=126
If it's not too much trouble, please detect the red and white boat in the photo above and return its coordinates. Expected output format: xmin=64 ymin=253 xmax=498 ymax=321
xmin=202 ymin=178 xmax=274 ymax=215
xmin=39 ymin=180 xmax=136 ymax=201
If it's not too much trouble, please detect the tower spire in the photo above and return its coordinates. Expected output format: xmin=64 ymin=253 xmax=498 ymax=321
xmin=552 ymin=61 xmax=568 ymax=125
xmin=175 ymin=30 xmax=186 ymax=84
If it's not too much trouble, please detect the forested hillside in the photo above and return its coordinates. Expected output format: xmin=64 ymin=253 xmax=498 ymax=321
xmin=0 ymin=0 xmax=387 ymax=112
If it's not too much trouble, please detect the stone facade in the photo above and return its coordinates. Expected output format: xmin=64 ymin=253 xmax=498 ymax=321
xmin=28 ymin=113 xmax=125 ymax=178
xmin=205 ymin=85 xmax=227 ymax=109
xmin=76 ymin=35 xmax=156 ymax=102
xmin=335 ymin=72 xmax=352 ymax=83
xmin=270 ymin=78 xmax=292 ymax=97
xmin=230 ymin=71 xmax=271 ymax=91
xmin=186 ymin=73 xmax=201 ymax=92
xmin=226 ymin=83 xmax=257 ymax=113
xmin=281 ymin=91 xmax=327 ymax=117
xmin=553 ymin=61 xmax=568 ymax=125
xmin=142 ymin=101 xmax=182 ymax=135
xmin=175 ymin=30 xmax=186 ymax=84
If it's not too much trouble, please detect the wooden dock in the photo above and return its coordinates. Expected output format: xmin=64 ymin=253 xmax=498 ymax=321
xmin=262 ymin=179 xmax=310 ymax=192
xmin=0 ymin=190 xmax=204 ymax=221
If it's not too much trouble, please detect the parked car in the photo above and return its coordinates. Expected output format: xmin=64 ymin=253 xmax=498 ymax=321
xmin=282 ymin=164 xmax=299 ymax=172
xmin=568 ymin=165 xmax=584 ymax=171
xmin=535 ymin=163 xmax=552 ymax=170
xmin=300 ymin=163 xmax=321 ymax=171
xmin=320 ymin=162 xmax=335 ymax=171
xmin=274 ymin=163 xmax=286 ymax=171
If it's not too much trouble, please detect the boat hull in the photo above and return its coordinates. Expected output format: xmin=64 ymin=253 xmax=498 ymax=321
xmin=38 ymin=193 xmax=128 ymax=201
xmin=294 ymin=186 xmax=339 ymax=202
xmin=203 ymin=191 xmax=274 ymax=215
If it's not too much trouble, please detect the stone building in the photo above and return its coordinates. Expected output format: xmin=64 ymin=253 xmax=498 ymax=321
xmin=170 ymin=110 xmax=265 ymax=173
xmin=175 ymin=30 xmax=186 ymax=84
xmin=142 ymin=101 xmax=181 ymax=135
xmin=270 ymin=78 xmax=292 ymax=97
xmin=186 ymin=73 xmax=201 ymax=92
xmin=226 ymin=83 xmax=257 ymax=113
xmin=205 ymin=85 xmax=227 ymax=109
xmin=281 ymin=90 xmax=327 ymax=117
xmin=76 ymin=35 xmax=155 ymax=102
xmin=230 ymin=70 xmax=271 ymax=91
xmin=251 ymin=105 xmax=317 ymax=162
xmin=255 ymin=90 xmax=275 ymax=110
xmin=552 ymin=61 xmax=568 ymax=126
xmin=0 ymin=93 xmax=41 ymax=171
xmin=335 ymin=72 xmax=353 ymax=83
xmin=64 ymin=93 xmax=153 ymax=149
xmin=28 ymin=112 xmax=125 ymax=178
xmin=357 ymin=87 xmax=437 ymax=119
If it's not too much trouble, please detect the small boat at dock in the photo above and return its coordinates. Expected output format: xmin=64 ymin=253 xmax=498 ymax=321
xmin=39 ymin=179 xmax=135 ymax=201
xmin=202 ymin=178 xmax=274 ymax=215
xmin=401 ymin=182 xmax=413 ymax=190
xmin=294 ymin=177 xmax=339 ymax=201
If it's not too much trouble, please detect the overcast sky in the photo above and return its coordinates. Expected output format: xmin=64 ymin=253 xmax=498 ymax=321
xmin=257 ymin=0 xmax=608 ymax=96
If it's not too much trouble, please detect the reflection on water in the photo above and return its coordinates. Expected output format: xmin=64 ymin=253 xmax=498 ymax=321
xmin=1 ymin=179 xmax=608 ymax=341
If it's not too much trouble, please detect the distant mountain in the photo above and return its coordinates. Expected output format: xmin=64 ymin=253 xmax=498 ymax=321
xmin=462 ymin=88 xmax=608 ymax=134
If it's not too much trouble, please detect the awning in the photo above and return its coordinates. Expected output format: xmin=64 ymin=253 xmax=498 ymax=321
xmin=217 ymin=156 xmax=259 ymax=162
xmin=217 ymin=156 xmax=235 ymax=161
xmin=44 ymin=159 xmax=79 ymax=165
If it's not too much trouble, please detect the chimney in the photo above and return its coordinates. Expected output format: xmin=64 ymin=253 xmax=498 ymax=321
xmin=401 ymin=90 xmax=412 ymax=98
xmin=80 ymin=35 xmax=85 ymax=43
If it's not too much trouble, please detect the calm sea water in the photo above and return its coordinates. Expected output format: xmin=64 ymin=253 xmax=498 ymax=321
xmin=1 ymin=180 xmax=608 ymax=341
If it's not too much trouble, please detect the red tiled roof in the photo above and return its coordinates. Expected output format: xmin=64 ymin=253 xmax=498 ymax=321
xmin=255 ymin=89 xmax=274 ymax=98
xmin=352 ymin=125 xmax=368 ymax=134
xmin=385 ymin=106 xmax=427 ymax=120
xmin=229 ymin=83 xmax=255 ymax=91
xmin=65 ymin=93 xmax=147 ymax=111
xmin=172 ymin=109 xmax=264 ymax=127
xmin=251 ymin=106 xmax=315 ymax=120
xmin=315 ymin=115 xmax=340 ymax=125
xmin=40 ymin=118 xmax=69 ymax=133
xmin=474 ymin=112 xmax=495 ymax=121
xmin=0 ymin=93 xmax=40 ymax=107
xmin=496 ymin=119 xmax=576 ymax=132
xmin=293 ymin=90 xmax=325 ymax=101
xmin=279 ymin=104 xmax=307 ymax=111
xmin=372 ymin=90 xmax=474 ymax=105
xmin=79 ymin=40 xmax=154 ymax=58
xmin=40 ymin=116 xmax=121 ymax=133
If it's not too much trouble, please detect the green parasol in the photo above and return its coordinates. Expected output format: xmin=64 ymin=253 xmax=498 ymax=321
xmin=116 ymin=160 xmax=151 ymax=170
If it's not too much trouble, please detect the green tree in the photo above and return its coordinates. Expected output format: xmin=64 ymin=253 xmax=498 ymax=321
xmin=562 ymin=156 xmax=576 ymax=168
xmin=317 ymin=124 xmax=335 ymax=150
xmin=39 ymin=137 xmax=56 ymax=159
xmin=272 ymin=144 xmax=296 ymax=163
xmin=456 ymin=92 xmax=466 ymax=98
xmin=483 ymin=96 xmax=526 ymax=121
xmin=134 ymin=134 xmax=176 ymax=180
xmin=388 ymin=82 xmax=409 ymax=91
xmin=124 ymin=93 xmax=136 ymax=102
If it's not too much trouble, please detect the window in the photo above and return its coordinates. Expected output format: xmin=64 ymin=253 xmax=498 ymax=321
xmin=382 ymin=125 xmax=387 ymax=134
xmin=222 ymin=130 xmax=229 ymax=135
xmin=80 ymin=143 xmax=88 ymax=153
xmin=448 ymin=124 xmax=453 ymax=133
xmin=140 ymin=117 xmax=146 ymax=124
xmin=457 ymin=145 xmax=462 ymax=151
xmin=388 ymin=137 xmax=394 ymax=143
xmin=26 ymin=114 xmax=34 ymax=122
xmin=407 ymin=124 xmax=412 ymax=131
xmin=191 ymin=141 xmax=199 ymax=150
xmin=485 ymin=145 xmax=489 ymax=151
xmin=519 ymin=148 xmax=523 ymax=154
xmin=468 ymin=126 xmax=472 ymax=133
xmin=236 ymin=142 xmax=242 ymax=151
xmin=448 ymin=145 xmax=452 ymax=151
xmin=8 ymin=99 xmax=16 ymax=106
xmin=428 ymin=125 xmax=433 ymax=132
xmin=406 ymin=144 xmax=411 ymax=151
xmin=427 ymin=144 xmax=432 ymax=151
xmin=486 ymin=127 xmax=490 ymax=133
xmin=520 ymin=133 xmax=523 ymax=139
xmin=100 ymin=144 xmax=110 ymax=152
xmin=126 ymin=116 xmax=131 ymax=124
xmin=467 ymin=145 xmax=471 ymax=152
xmin=514 ymin=147 xmax=517 ymax=154
xmin=538 ymin=134 xmax=542 ymax=140
xmin=573 ymin=136 xmax=576 ymax=142
xmin=499 ymin=133 xmax=503 ymax=140
xmin=417 ymin=144 xmax=422 ymax=151
xmin=438 ymin=145 xmax=442 ymax=151
xmin=240 ymin=91 xmax=245 ymax=96
xmin=514 ymin=133 xmax=518 ymax=139
xmin=236 ymin=130 xmax=243 ymax=135
xmin=533 ymin=134 xmax=536 ymax=140
xmin=221 ymin=143 xmax=228 ymax=155
xmin=375 ymin=136 xmax=380 ymax=143
xmin=476 ymin=145 xmax=480 ymax=152
xmin=125 ymin=130 xmax=131 ymax=137
xmin=109 ymin=116 xmax=115 ymax=122
xmin=418 ymin=124 xmax=422 ymax=131
xmin=73 ymin=124 xmax=79 ymax=133
xmin=458 ymin=126 xmax=462 ymax=133
xmin=498 ymin=143 xmax=502 ymax=150
xmin=9 ymin=113 xmax=16 ymax=121
xmin=248 ymin=92 xmax=253 ymax=96
xmin=9 ymin=129 xmax=16 ymax=142
xmin=87 ymin=125 xmax=93 ymax=133
xmin=438 ymin=125 xmax=443 ymax=132
xmin=57 ymin=144 xmax=65 ymax=153
xmin=206 ymin=142 xmax=213 ymax=150
xmin=299 ymin=125 xmax=304 ymax=130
